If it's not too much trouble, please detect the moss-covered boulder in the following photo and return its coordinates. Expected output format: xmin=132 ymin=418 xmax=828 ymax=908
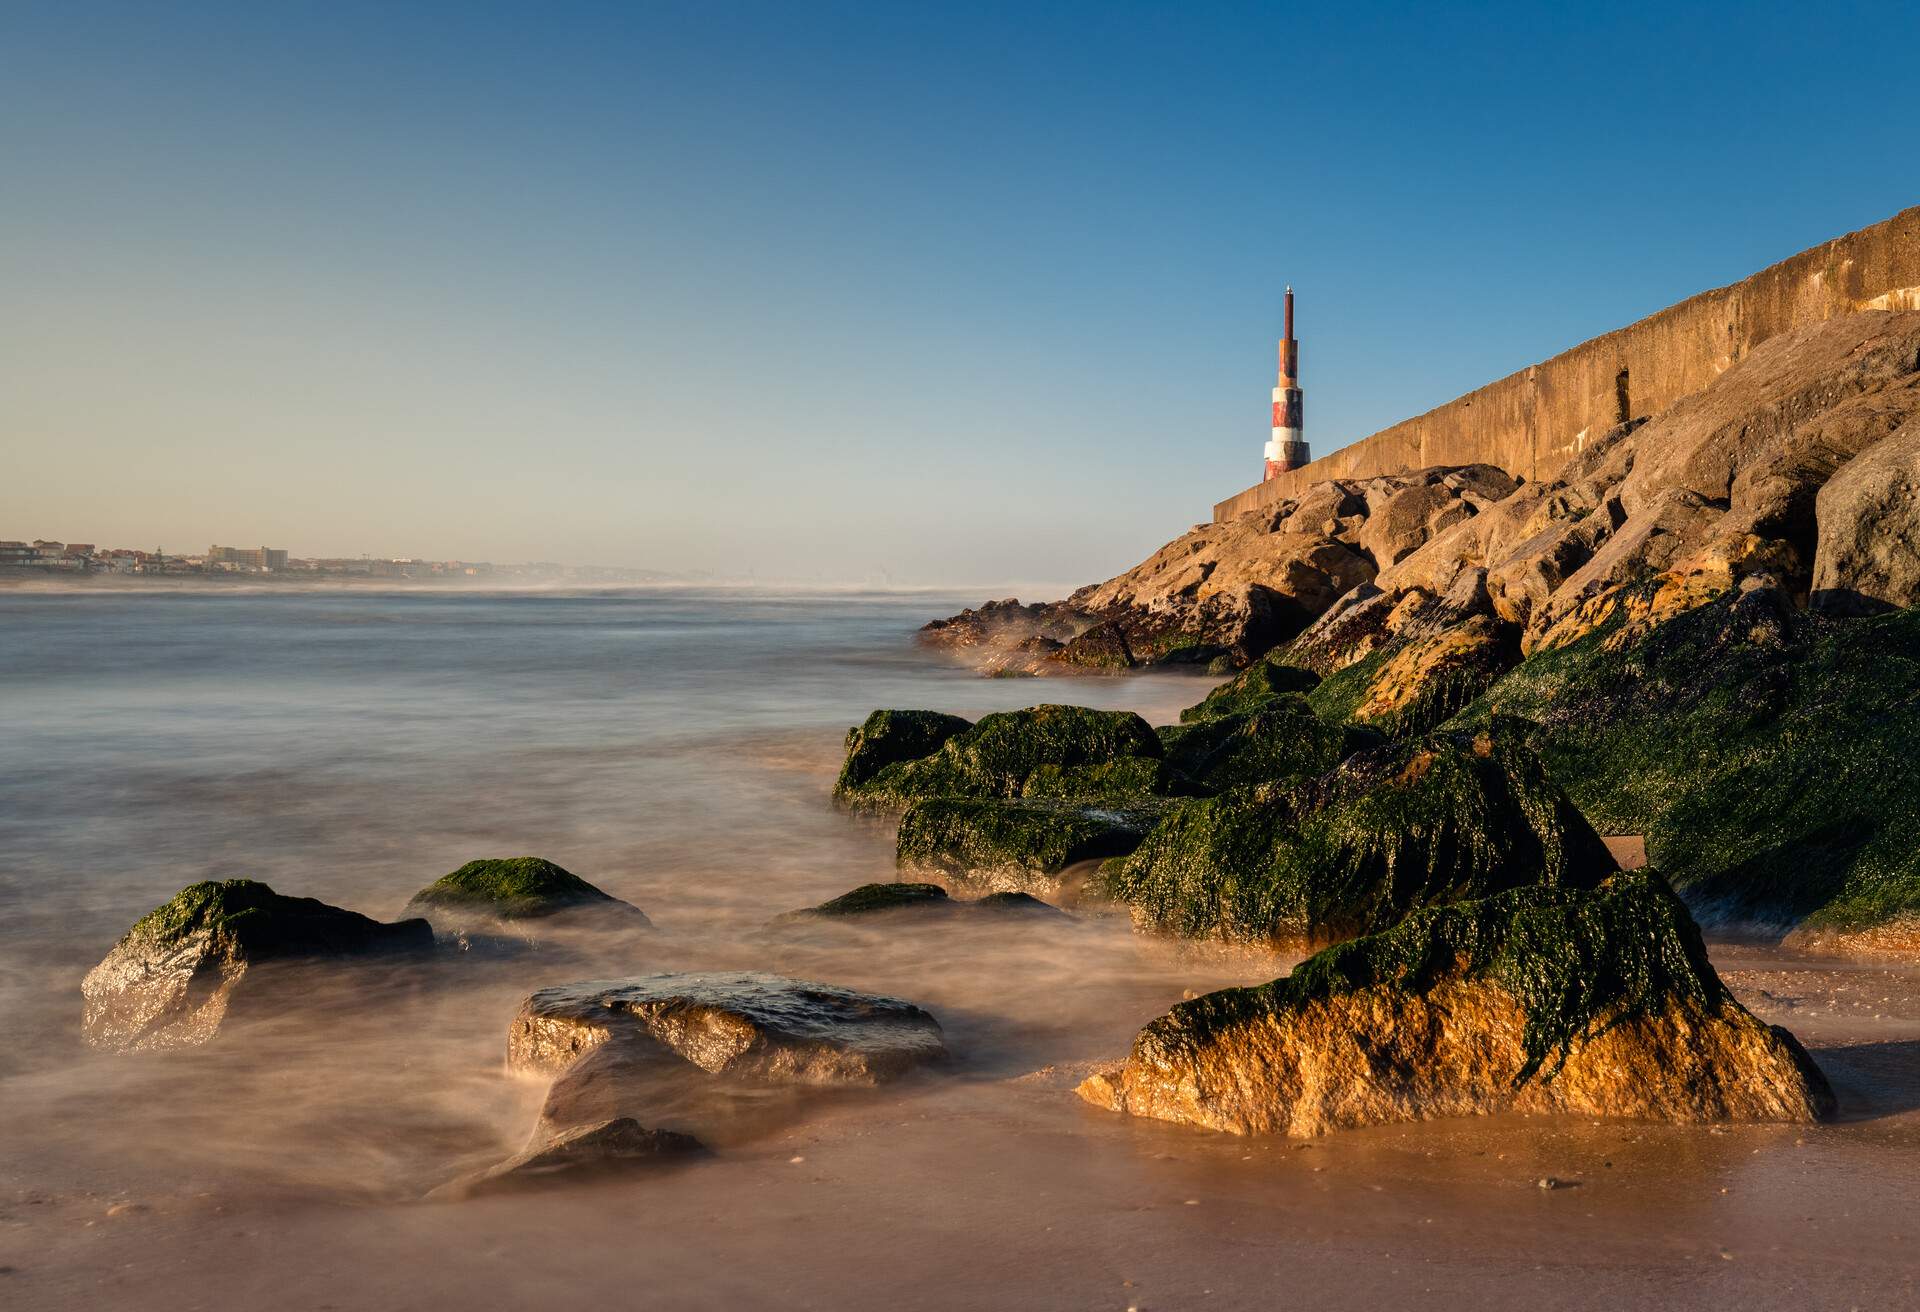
xmin=836 ymin=704 xmax=1165 ymax=810
xmin=1080 ymin=870 xmax=1834 ymax=1135
xmin=834 ymin=709 xmax=974 ymax=799
xmin=1306 ymin=613 xmax=1517 ymax=738
xmin=1159 ymin=695 xmax=1369 ymax=795
xmin=405 ymin=857 xmax=650 ymax=929
xmin=895 ymin=798 xmax=1155 ymax=893
xmin=1455 ymin=585 xmax=1920 ymax=944
xmin=774 ymin=882 xmax=953 ymax=921
xmin=1100 ymin=724 xmax=1616 ymax=945
xmin=81 ymin=880 xmax=432 ymax=1052
xmin=1179 ymin=655 xmax=1321 ymax=723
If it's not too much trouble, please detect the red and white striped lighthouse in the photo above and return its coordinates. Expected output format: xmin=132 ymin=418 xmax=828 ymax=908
xmin=1264 ymin=286 xmax=1310 ymax=480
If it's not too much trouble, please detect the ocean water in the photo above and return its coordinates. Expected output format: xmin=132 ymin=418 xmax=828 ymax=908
xmin=2 ymin=587 xmax=1917 ymax=1311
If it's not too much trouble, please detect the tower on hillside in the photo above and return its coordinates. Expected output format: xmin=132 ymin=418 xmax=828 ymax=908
xmin=1264 ymin=286 xmax=1309 ymax=480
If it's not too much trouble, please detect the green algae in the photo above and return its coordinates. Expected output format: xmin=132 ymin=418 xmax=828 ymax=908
xmin=1306 ymin=620 xmax=1517 ymax=739
xmin=1454 ymin=588 xmax=1920 ymax=932
xmin=125 ymin=879 xmax=429 ymax=959
xmin=1145 ymin=871 xmax=1764 ymax=1087
xmin=1180 ymin=656 xmax=1322 ymax=723
xmin=1159 ymin=695 xmax=1364 ymax=794
xmin=784 ymin=882 xmax=952 ymax=918
xmin=834 ymin=710 xmax=974 ymax=799
xmin=408 ymin=857 xmax=626 ymax=921
xmin=839 ymin=704 xmax=1165 ymax=810
xmin=895 ymin=798 xmax=1155 ymax=877
xmin=1100 ymin=726 xmax=1616 ymax=944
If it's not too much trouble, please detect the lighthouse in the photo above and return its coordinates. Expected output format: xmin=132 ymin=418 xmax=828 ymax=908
xmin=1264 ymin=286 xmax=1309 ymax=480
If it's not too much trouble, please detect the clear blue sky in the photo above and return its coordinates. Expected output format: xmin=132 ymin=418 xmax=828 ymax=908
xmin=3 ymin=1 xmax=1914 ymax=585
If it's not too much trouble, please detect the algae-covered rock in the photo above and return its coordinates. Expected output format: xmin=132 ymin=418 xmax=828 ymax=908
xmin=775 ymin=882 xmax=953 ymax=920
xmin=430 ymin=1118 xmax=706 ymax=1200
xmin=1080 ymin=870 xmax=1834 ymax=1135
xmin=1306 ymin=612 xmax=1518 ymax=737
xmin=509 ymin=972 xmax=947 ymax=1085
xmin=836 ymin=704 xmax=1164 ymax=810
xmin=1101 ymin=725 xmax=1615 ymax=945
xmin=1179 ymin=654 xmax=1322 ymax=723
xmin=834 ymin=709 xmax=974 ymax=799
xmin=81 ymin=880 xmax=432 ymax=1052
xmin=895 ymin=798 xmax=1154 ymax=892
xmin=1159 ymin=695 xmax=1365 ymax=794
xmin=1457 ymin=584 xmax=1920 ymax=940
xmin=404 ymin=857 xmax=650 ymax=929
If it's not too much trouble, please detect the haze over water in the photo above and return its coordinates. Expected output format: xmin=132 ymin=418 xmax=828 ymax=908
xmin=2 ymin=587 xmax=1917 ymax=1309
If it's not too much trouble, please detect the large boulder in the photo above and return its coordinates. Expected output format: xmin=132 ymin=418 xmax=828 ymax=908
xmin=81 ymin=880 xmax=432 ymax=1052
xmin=833 ymin=710 xmax=973 ymax=799
xmin=403 ymin=857 xmax=649 ymax=930
xmin=1178 ymin=654 xmax=1321 ymax=723
xmin=1079 ymin=871 xmax=1834 ymax=1135
xmin=895 ymin=799 xmax=1152 ymax=892
xmin=1158 ymin=696 xmax=1364 ymax=794
xmin=1811 ymin=417 xmax=1920 ymax=615
xmin=508 ymin=972 xmax=948 ymax=1085
xmin=1099 ymin=725 xmax=1615 ymax=945
xmin=834 ymin=704 xmax=1165 ymax=811
xmin=1459 ymin=583 xmax=1920 ymax=945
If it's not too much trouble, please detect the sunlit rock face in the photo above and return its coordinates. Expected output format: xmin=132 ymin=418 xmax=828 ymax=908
xmin=80 ymin=879 xmax=431 ymax=1053
xmin=1080 ymin=871 xmax=1834 ymax=1136
xmin=508 ymin=972 xmax=948 ymax=1087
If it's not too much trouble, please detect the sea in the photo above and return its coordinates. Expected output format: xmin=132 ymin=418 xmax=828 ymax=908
xmin=1 ymin=585 xmax=1915 ymax=1310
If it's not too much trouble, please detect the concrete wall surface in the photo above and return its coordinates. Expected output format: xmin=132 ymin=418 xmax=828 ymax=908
xmin=1214 ymin=205 xmax=1920 ymax=522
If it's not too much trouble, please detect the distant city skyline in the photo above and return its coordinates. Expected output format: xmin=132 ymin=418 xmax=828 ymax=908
xmin=4 ymin=1 xmax=1917 ymax=584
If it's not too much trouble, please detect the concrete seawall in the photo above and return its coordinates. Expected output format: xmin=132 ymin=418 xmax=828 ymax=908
xmin=1213 ymin=205 xmax=1920 ymax=522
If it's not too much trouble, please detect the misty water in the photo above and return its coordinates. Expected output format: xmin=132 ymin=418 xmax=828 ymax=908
xmin=3 ymin=587 xmax=1917 ymax=1310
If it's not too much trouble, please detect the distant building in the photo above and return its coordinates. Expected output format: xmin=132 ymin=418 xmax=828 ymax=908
xmin=208 ymin=545 xmax=289 ymax=571
xmin=0 ymin=541 xmax=34 ymax=566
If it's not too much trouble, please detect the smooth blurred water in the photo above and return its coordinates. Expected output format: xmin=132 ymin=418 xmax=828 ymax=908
xmin=0 ymin=586 xmax=1201 ymax=1043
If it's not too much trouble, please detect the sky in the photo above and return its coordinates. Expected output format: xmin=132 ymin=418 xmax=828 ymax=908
xmin=2 ymin=1 xmax=1916 ymax=586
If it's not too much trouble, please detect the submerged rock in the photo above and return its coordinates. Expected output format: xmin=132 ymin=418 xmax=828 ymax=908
xmin=835 ymin=704 xmax=1165 ymax=810
xmin=509 ymin=972 xmax=947 ymax=1085
xmin=1100 ymin=724 xmax=1615 ymax=945
xmin=81 ymin=879 xmax=432 ymax=1052
xmin=431 ymin=1118 xmax=705 ymax=1199
xmin=403 ymin=857 xmax=650 ymax=930
xmin=894 ymin=799 xmax=1153 ymax=892
xmin=775 ymin=882 xmax=954 ymax=920
xmin=1080 ymin=871 xmax=1834 ymax=1135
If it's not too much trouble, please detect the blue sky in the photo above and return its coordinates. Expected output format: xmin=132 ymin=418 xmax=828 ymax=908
xmin=2 ymin=1 xmax=1914 ymax=584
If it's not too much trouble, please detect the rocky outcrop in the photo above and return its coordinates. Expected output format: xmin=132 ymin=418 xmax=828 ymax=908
xmin=431 ymin=1118 xmax=705 ymax=1200
xmin=81 ymin=880 xmax=432 ymax=1052
xmin=403 ymin=857 xmax=650 ymax=930
xmin=508 ymin=973 xmax=947 ymax=1085
xmin=1811 ymin=416 xmax=1920 ymax=615
xmin=1099 ymin=724 xmax=1615 ymax=945
xmin=1459 ymin=583 xmax=1920 ymax=942
xmin=894 ymin=800 xmax=1153 ymax=893
xmin=1157 ymin=695 xmax=1366 ymax=793
xmin=1080 ymin=871 xmax=1834 ymax=1135
xmin=834 ymin=704 xmax=1166 ymax=811
xmin=834 ymin=710 xmax=974 ymax=799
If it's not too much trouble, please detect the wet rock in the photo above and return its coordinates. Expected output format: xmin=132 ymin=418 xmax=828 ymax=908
xmin=431 ymin=1118 xmax=705 ymax=1199
xmin=1158 ymin=696 xmax=1364 ymax=794
xmin=1811 ymin=416 xmax=1920 ymax=615
xmin=1304 ymin=612 xmax=1518 ymax=738
xmin=1080 ymin=871 xmax=1835 ymax=1134
xmin=833 ymin=709 xmax=974 ymax=800
xmin=403 ymin=857 xmax=650 ymax=930
xmin=1100 ymin=724 xmax=1615 ymax=945
xmin=1051 ymin=619 xmax=1136 ymax=670
xmin=81 ymin=880 xmax=432 ymax=1052
xmin=894 ymin=799 xmax=1154 ymax=892
xmin=971 ymin=891 xmax=1069 ymax=916
xmin=509 ymin=972 xmax=947 ymax=1085
xmin=1461 ymin=583 xmax=1920 ymax=940
xmin=774 ymin=882 xmax=953 ymax=921
xmin=1178 ymin=654 xmax=1322 ymax=723
xmin=835 ymin=704 xmax=1165 ymax=811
